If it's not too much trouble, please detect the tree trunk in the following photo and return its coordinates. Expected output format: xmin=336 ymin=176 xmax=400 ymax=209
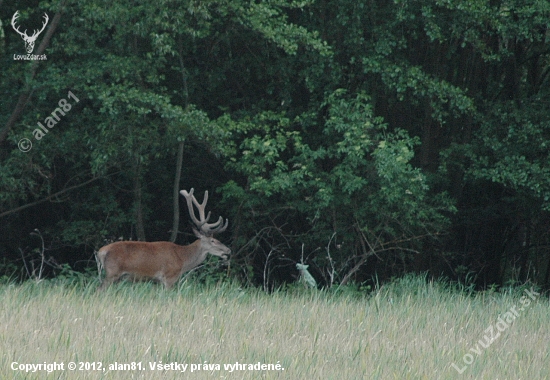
xmin=170 ymin=141 xmax=184 ymax=242
xmin=134 ymin=157 xmax=146 ymax=241
xmin=169 ymin=41 xmax=189 ymax=242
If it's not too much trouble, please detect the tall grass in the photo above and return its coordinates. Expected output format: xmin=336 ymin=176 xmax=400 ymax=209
xmin=1 ymin=275 xmax=548 ymax=379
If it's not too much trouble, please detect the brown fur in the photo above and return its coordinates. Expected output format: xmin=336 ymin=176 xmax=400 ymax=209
xmin=96 ymin=237 xmax=230 ymax=290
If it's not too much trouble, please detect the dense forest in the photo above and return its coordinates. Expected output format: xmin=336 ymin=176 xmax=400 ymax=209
xmin=1 ymin=0 xmax=549 ymax=290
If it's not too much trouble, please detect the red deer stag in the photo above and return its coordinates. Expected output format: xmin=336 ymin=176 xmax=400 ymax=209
xmin=96 ymin=188 xmax=230 ymax=290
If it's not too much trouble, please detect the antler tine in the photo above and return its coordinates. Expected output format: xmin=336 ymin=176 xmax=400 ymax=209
xmin=180 ymin=188 xmax=202 ymax=228
xmin=32 ymin=13 xmax=49 ymax=37
xmin=211 ymin=218 xmax=229 ymax=234
xmin=197 ymin=192 xmax=227 ymax=234
xmin=11 ymin=11 xmax=26 ymax=37
xmin=180 ymin=188 xmax=228 ymax=236
xmin=204 ymin=215 xmax=223 ymax=230
xmin=192 ymin=190 xmax=211 ymax=225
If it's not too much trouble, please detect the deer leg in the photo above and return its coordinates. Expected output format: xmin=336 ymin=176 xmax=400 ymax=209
xmin=98 ymin=272 xmax=123 ymax=291
xmin=163 ymin=276 xmax=179 ymax=289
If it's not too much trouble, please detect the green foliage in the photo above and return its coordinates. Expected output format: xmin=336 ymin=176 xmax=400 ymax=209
xmin=219 ymin=90 xmax=454 ymax=284
xmin=1 ymin=0 xmax=326 ymax=244
xmin=1 ymin=0 xmax=549 ymax=289
xmin=52 ymin=264 xmax=98 ymax=287
xmin=228 ymin=0 xmax=330 ymax=56
xmin=0 ymin=259 xmax=19 ymax=284
xmin=181 ymin=255 xmax=230 ymax=287
xmin=460 ymin=102 xmax=550 ymax=210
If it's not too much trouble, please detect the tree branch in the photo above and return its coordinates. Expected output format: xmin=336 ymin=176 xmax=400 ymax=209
xmin=0 ymin=174 xmax=106 ymax=218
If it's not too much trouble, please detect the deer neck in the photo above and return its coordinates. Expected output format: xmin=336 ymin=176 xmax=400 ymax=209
xmin=179 ymin=239 xmax=208 ymax=273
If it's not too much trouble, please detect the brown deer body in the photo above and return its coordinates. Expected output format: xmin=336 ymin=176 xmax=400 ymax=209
xmin=97 ymin=188 xmax=230 ymax=290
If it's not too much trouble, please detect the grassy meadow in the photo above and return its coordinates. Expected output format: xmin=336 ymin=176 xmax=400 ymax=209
xmin=1 ymin=275 xmax=549 ymax=379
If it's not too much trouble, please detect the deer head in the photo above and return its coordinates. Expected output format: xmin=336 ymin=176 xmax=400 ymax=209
xmin=11 ymin=11 xmax=49 ymax=53
xmin=180 ymin=188 xmax=230 ymax=259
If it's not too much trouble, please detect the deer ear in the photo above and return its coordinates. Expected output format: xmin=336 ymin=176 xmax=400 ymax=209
xmin=193 ymin=228 xmax=202 ymax=238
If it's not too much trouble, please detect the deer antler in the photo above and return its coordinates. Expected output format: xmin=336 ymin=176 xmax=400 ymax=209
xmin=11 ymin=11 xmax=49 ymax=53
xmin=180 ymin=188 xmax=228 ymax=236
xmin=33 ymin=13 xmax=50 ymax=38
xmin=11 ymin=12 xmax=27 ymax=38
